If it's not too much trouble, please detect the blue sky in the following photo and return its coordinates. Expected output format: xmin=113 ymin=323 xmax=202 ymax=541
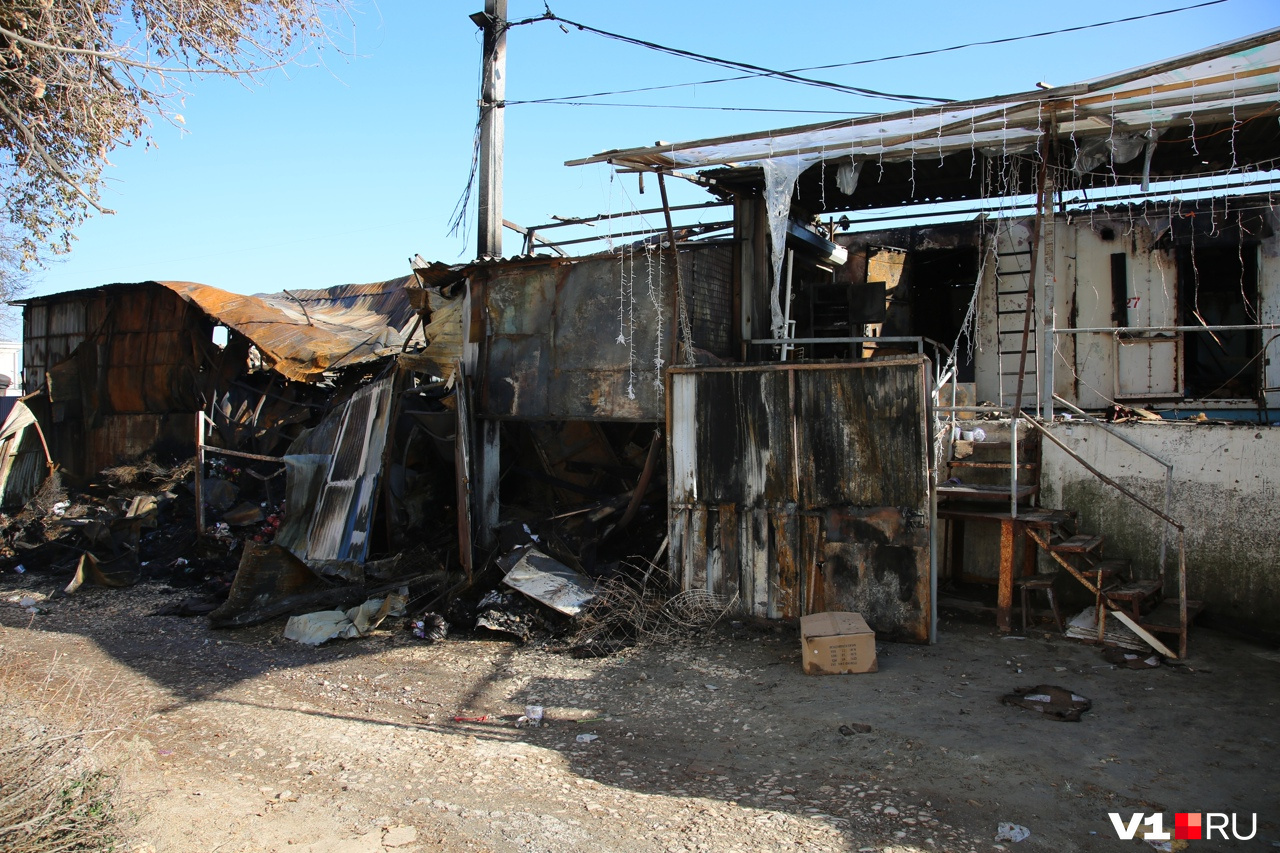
xmin=20 ymin=0 xmax=1280 ymax=303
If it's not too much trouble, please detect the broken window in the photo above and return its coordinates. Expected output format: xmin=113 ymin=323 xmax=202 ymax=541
xmin=1178 ymin=243 xmax=1261 ymax=399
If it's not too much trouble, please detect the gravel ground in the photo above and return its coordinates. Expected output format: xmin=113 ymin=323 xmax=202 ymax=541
xmin=1 ymin=578 xmax=1277 ymax=852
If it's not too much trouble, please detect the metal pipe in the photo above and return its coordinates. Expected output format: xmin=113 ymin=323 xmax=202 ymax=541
xmin=1020 ymin=412 xmax=1183 ymax=530
xmin=1056 ymin=323 xmax=1280 ymax=334
xmin=1052 ymin=393 xmax=1176 ymax=580
xmin=780 ymin=250 xmax=795 ymax=362
xmin=527 ymin=201 xmax=729 ymax=231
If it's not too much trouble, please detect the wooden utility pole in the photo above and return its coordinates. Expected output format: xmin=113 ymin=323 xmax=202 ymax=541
xmin=476 ymin=0 xmax=506 ymax=259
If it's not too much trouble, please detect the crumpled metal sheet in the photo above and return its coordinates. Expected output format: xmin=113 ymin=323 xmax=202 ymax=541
xmin=159 ymin=278 xmax=415 ymax=382
xmin=0 ymin=400 xmax=48 ymax=509
xmin=501 ymin=547 xmax=597 ymax=617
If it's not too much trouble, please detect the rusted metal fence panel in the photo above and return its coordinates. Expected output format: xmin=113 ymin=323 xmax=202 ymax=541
xmin=479 ymin=244 xmax=734 ymax=422
xmin=668 ymin=357 xmax=933 ymax=642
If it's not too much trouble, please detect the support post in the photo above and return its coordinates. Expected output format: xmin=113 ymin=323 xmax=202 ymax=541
xmin=477 ymin=0 xmax=507 ymax=259
xmin=479 ymin=419 xmax=501 ymax=549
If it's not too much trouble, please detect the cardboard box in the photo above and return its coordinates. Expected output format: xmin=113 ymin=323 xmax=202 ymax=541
xmin=800 ymin=611 xmax=878 ymax=675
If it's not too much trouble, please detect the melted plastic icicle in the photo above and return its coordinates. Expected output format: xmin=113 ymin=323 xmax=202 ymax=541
xmin=761 ymin=153 xmax=822 ymax=339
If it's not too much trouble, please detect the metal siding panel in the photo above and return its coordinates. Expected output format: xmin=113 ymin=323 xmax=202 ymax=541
xmin=716 ymin=503 xmax=739 ymax=603
xmin=748 ymin=509 xmax=771 ymax=617
xmin=667 ymin=359 xmax=932 ymax=640
xmin=771 ymin=510 xmax=798 ymax=618
xmin=670 ymin=375 xmax=698 ymax=503
xmin=688 ymin=507 xmax=708 ymax=592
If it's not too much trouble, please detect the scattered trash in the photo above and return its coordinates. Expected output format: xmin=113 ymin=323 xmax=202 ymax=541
xmin=575 ymin=733 xmax=599 ymax=743
xmin=1001 ymin=685 xmax=1092 ymax=722
xmin=1065 ymin=606 xmax=1147 ymax=652
xmin=838 ymin=723 xmax=873 ymax=735
xmin=283 ymin=593 xmax=407 ymax=645
xmin=1103 ymin=647 xmax=1162 ymax=669
xmin=51 ymin=500 xmax=70 ymax=517
xmin=411 ymin=612 xmax=449 ymax=641
xmin=452 ymin=715 xmax=488 ymax=723
xmin=525 ymin=705 xmax=544 ymax=722
xmin=11 ymin=564 xmax=24 ymax=574
xmin=994 ymin=822 xmax=1030 ymax=843
xmin=474 ymin=590 xmax=543 ymax=642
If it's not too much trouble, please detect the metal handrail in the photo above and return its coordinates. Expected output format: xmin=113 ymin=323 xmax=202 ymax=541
xmin=1018 ymin=411 xmax=1189 ymax=659
xmin=1052 ymin=394 xmax=1175 ymax=580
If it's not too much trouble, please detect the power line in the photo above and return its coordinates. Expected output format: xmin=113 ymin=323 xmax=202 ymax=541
xmin=513 ymin=101 xmax=872 ymax=115
xmin=514 ymin=0 xmax=1231 ymax=107
xmin=541 ymin=11 xmax=950 ymax=105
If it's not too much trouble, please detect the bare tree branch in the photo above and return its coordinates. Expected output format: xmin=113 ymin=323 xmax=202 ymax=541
xmin=0 ymin=0 xmax=349 ymax=267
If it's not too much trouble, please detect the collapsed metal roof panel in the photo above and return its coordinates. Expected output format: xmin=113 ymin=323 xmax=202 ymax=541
xmin=161 ymin=280 xmax=413 ymax=382
xmin=19 ymin=278 xmax=415 ymax=383
xmin=567 ymin=27 xmax=1280 ymax=173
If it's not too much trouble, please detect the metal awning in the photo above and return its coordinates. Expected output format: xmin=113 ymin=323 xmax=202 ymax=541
xmin=567 ymin=27 xmax=1280 ymax=174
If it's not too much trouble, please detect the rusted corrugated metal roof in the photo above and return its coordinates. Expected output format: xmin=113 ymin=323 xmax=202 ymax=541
xmin=20 ymin=278 xmax=415 ymax=383
xmin=160 ymin=280 xmax=412 ymax=382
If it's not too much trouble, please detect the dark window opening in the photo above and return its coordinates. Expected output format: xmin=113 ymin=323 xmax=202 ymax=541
xmin=906 ymin=248 xmax=980 ymax=382
xmin=1178 ymin=243 xmax=1260 ymax=399
xmin=1110 ymin=253 xmax=1129 ymax=326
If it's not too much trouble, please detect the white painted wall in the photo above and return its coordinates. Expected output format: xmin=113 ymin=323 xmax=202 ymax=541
xmin=0 ymin=342 xmax=20 ymax=396
xmin=973 ymin=204 xmax=1278 ymax=415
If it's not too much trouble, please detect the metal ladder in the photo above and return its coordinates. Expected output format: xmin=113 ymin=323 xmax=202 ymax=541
xmin=994 ymin=225 xmax=1038 ymax=410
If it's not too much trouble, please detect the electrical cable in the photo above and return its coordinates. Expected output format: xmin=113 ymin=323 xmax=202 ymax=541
xmin=511 ymin=0 xmax=1231 ymax=108
xmin=517 ymin=101 xmax=873 ymax=115
xmin=541 ymin=12 xmax=950 ymax=105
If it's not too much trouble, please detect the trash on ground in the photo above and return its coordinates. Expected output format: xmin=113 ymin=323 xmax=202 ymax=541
xmin=1001 ymin=685 xmax=1092 ymax=722
xmin=800 ymin=611 xmax=878 ymax=675
xmin=994 ymin=822 xmax=1030 ymax=842
xmin=838 ymin=723 xmax=873 ymax=735
xmin=474 ymin=590 xmax=543 ymax=642
xmin=283 ymin=593 xmax=407 ymax=645
xmin=1065 ymin=606 xmax=1147 ymax=652
xmin=1103 ymin=647 xmax=1162 ymax=669
xmin=575 ymin=733 xmax=599 ymax=743
xmin=411 ymin=612 xmax=448 ymax=641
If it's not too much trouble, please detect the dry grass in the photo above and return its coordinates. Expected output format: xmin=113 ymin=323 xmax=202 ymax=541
xmin=0 ymin=651 xmax=130 ymax=852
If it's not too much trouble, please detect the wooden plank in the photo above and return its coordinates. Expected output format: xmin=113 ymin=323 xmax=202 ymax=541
xmin=1111 ymin=610 xmax=1178 ymax=659
xmin=998 ymin=518 xmax=1015 ymax=632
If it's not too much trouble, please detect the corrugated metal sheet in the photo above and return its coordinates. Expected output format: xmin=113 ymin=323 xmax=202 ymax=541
xmin=668 ymin=357 xmax=933 ymax=642
xmin=0 ymin=401 xmax=48 ymax=509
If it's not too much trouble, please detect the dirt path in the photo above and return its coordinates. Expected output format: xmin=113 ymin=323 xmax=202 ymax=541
xmin=2 ymin=580 xmax=1277 ymax=852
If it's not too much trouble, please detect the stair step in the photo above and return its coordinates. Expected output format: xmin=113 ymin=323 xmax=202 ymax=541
xmin=1091 ymin=558 xmax=1130 ymax=576
xmin=1139 ymin=599 xmax=1205 ymax=634
xmin=937 ymin=483 xmax=1039 ymax=502
xmin=1017 ymin=509 xmax=1076 ymax=530
xmin=1014 ymin=573 xmax=1058 ymax=590
xmin=947 ymin=460 xmax=1038 ymax=469
xmin=967 ymin=440 xmax=1038 ymax=452
xmin=1105 ymin=579 xmax=1162 ymax=602
xmin=1050 ymin=534 xmax=1104 ymax=554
